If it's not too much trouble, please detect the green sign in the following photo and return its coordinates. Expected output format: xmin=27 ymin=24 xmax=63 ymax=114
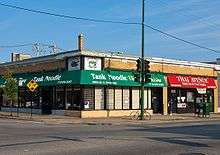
xmin=80 ymin=70 xmax=138 ymax=86
xmin=0 ymin=77 xmax=4 ymax=88
xmin=0 ymin=70 xmax=81 ymax=87
xmin=80 ymin=70 xmax=166 ymax=87
xmin=0 ymin=70 xmax=166 ymax=87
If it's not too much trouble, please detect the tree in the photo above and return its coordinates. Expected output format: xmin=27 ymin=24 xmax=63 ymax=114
xmin=3 ymin=69 xmax=18 ymax=116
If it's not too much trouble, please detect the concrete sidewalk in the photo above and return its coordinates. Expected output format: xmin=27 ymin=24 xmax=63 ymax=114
xmin=0 ymin=111 xmax=220 ymax=125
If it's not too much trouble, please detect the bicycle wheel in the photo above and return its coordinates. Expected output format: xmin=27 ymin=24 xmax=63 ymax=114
xmin=144 ymin=111 xmax=151 ymax=120
xmin=129 ymin=111 xmax=139 ymax=120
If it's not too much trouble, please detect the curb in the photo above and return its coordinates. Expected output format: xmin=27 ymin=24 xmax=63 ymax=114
xmin=1 ymin=114 xmax=220 ymax=126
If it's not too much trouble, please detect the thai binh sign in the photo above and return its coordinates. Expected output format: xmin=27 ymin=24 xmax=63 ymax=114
xmin=167 ymin=75 xmax=216 ymax=88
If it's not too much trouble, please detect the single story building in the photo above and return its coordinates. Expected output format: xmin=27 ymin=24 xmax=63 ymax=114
xmin=0 ymin=35 xmax=219 ymax=117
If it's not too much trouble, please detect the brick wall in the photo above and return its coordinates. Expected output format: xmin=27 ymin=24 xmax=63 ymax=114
xmin=0 ymin=60 xmax=66 ymax=75
xmin=104 ymin=58 xmax=217 ymax=77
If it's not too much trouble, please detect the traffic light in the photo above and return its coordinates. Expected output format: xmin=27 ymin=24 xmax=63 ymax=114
xmin=136 ymin=58 xmax=142 ymax=72
xmin=144 ymin=72 xmax=151 ymax=83
xmin=144 ymin=60 xmax=150 ymax=73
xmin=134 ymin=72 xmax=141 ymax=82
xmin=144 ymin=60 xmax=151 ymax=83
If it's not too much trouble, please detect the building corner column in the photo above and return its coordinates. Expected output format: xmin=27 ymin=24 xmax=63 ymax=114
xmin=214 ymin=80 xmax=218 ymax=113
xmin=163 ymin=87 xmax=168 ymax=115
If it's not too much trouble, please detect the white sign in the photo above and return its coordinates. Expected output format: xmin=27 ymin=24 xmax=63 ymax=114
xmin=197 ymin=88 xmax=206 ymax=94
xmin=84 ymin=101 xmax=90 ymax=109
xmin=84 ymin=57 xmax=101 ymax=70
xmin=177 ymin=103 xmax=187 ymax=108
xmin=68 ymin=57 xmax=80 ymax=71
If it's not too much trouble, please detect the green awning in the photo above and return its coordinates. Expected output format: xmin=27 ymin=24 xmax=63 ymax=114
xmin=0 ymin=77 xmax=4 ymax=88
xmin=0 ymin=70 xmax=166 ymax=87
xmin=80 ymin=70 xmax=166 ymax=87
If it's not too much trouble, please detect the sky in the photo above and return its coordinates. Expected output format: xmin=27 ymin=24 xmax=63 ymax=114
xmin=1 ymin=0 xmax=220 ymax=62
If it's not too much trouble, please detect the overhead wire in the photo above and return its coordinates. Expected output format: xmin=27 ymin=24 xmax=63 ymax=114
xmin=151 ymin=0 xmax=220 ymax=29
xmin=0 ymin=1 xmax=220 ymax=54
xmin=144 ymin=24 xmax=220 ymax=54
xmin=0 ymin=2 xmax=139 ymax=25
xmin=0 ymin=43 xmax=33 ymax=48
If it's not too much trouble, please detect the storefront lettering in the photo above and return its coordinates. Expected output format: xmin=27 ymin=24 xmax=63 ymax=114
xmin=151 ymin=78 xmax=161 ymax=83
xmin=44 ymin=75 xmax=61 ymax=81
xmin=108 ymin=74 xmax=127 ymax=81
xmin=177 ymin=76 xmax=190 ymax=83
xmin=168 ymin=75 xmax=216 ymax=88
xmin=191 ymin=77 xmax=208 ymax=83
xmin=18 ymin=78 xmax=27 ymax=86
xmin=33 ymin=76 xmax=44 ymax=82
xmin=91 ymin=73 xmax=106 ymax=80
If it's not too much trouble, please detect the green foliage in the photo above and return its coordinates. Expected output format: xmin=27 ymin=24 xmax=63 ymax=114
xmin=3 ymin=69 xmax=18 ymax=103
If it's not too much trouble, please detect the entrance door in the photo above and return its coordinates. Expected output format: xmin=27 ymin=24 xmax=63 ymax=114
xmin=41 ymin=87 xmax=53 ymax=114
xmin=72 ymin=88 xmax=82 ymax=110
xmin=151 ymin=88 xmax=163 ymax=113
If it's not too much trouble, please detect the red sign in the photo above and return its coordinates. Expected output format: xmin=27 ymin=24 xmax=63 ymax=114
xmin=167 ymin=75 xmax=216 ymax=88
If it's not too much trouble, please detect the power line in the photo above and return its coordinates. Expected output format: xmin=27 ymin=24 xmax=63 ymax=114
xmin=0 ymin=42 xmax=66 ymax=52
xmin=144 ymin=24 xmax=220 ymax=54
xmin=151 ymin=0 xmax=220 ymax=29
xmin=0 ymin=43 xmax=33 ymax=48
xmin=1 ymin=1 xmax=220 ymax=54
xmin=0 ymin=2 xmax=139 ymax=25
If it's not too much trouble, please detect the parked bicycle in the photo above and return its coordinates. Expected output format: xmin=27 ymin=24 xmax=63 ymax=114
xmin=129 ymin=109 xmax=151 ymax=120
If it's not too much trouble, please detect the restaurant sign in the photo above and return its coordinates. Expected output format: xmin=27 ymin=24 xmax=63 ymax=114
xmin=0 ymin=70 xmax=81 ymax=87
xmin=0 ymin=70 xmax=166 ymax=87
xmin=80 ymin=70 xmax=166 ymax=87
xmin=167 ymin=75 xmax=216 ymax=88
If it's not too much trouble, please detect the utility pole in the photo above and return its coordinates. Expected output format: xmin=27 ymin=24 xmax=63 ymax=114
xmin=140 ymin=0 xmax=145 ymax=120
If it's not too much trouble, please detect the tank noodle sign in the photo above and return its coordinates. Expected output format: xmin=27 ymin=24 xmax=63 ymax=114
xmin=167 ymin=75 xmax=216 ymax=88
xmin=81 ymin=70 xmax=166 ymax=87
xmin=0 ymin=70 xmax=166 ymax=87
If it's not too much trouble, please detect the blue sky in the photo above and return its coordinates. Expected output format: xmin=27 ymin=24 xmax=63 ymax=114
xmin=1 ymin=0 xmax=220 ymax=62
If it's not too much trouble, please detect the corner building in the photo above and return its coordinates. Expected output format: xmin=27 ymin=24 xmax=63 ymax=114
xmin=0 ymin=49 xmax=219 ymax=118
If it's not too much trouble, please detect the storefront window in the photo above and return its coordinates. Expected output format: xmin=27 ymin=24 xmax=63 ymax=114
xmin=66 ymin=86 xmax=72 ymax=110
xmin=122 ymin=88 xmax=130 ymax=110
xmin=106 ymin=88 xmax=114 ymax=110
xmin=132 ymin=87 xmax=140 ymax=109
xmin=83 ymin=87 xmax=95 ymax=110
xmin=115 ymin=88 xmax=122 ymax=109
xmin=94 ymin=87 xmax=105 ymax=110
xmin=56 ymin=86 xmax=65 ymax=110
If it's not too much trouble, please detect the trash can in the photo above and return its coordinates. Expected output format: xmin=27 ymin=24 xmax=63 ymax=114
xmin=202 ymin=102 xmax=211 ymax=117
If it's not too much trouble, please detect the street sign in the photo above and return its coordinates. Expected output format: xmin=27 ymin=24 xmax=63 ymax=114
xmin=27 ymin=80 xmax=39 ymax=92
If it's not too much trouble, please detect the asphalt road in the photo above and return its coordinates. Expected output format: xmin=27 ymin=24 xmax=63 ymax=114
xmin=0 ymin=119 xmax=220 ymax=155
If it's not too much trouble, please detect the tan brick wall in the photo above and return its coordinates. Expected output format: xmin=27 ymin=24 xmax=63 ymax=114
xmin=151 ymin=63 xmax=217 ymax=77
xmin=163 ymin=87 xmax=168 ymax=115
xmin=214 ymin=79 xmax=218 ymax=113
xmin=104 ymin=59 xmax=217 ymax=77
xmin=104 ymin=58 xmax=136 ymax=70
xmin=0 ymin=60 xmax=66 ymax=75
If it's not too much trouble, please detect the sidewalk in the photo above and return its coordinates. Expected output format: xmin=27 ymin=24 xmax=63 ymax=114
xmin=1 ymin=111 xmax=220 ymax=126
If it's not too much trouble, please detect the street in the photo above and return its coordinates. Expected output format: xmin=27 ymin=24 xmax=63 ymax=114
xmin=0 ymin=119 xmax=219 ymax=155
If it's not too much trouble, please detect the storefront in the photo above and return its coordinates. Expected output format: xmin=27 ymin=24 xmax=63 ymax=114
xmin=0 ymin=70 xmax=166 ymax=116
xmin=167 ymin=75 xmax=216 ymax=113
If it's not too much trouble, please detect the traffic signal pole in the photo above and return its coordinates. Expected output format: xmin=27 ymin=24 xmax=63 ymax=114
xmin=140 ymin=0 xmax=145 ymax=120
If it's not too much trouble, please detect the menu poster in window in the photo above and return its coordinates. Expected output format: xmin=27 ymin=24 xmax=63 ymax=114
xmin=187 ymin=92 xmax=194 ymax=102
